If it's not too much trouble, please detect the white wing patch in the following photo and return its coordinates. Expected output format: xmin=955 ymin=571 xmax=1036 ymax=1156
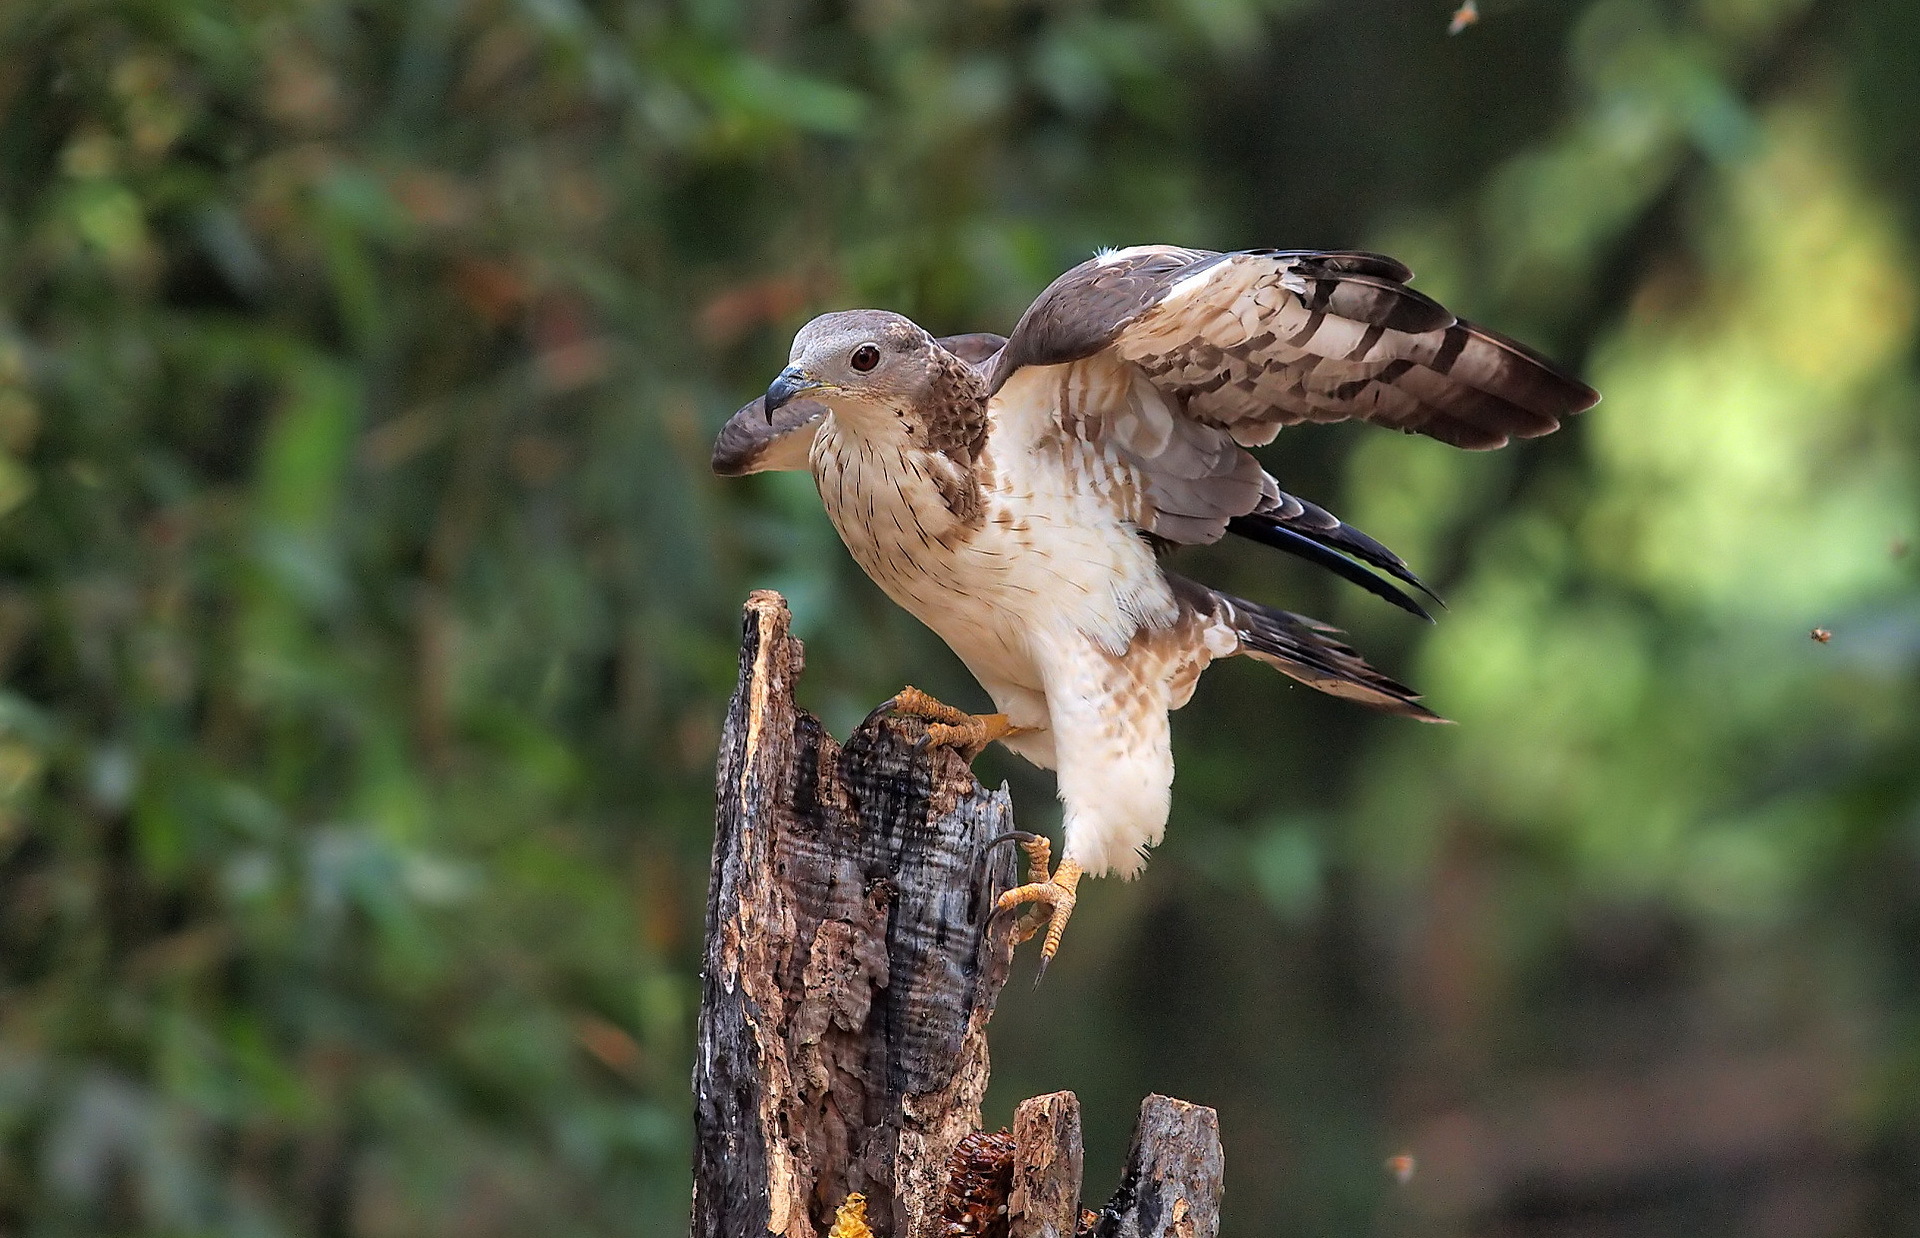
xmin=1095 ymin=243 xmax=1208 ymax=268
xmin=1156 ymin=264 xmax=1222 ymax=310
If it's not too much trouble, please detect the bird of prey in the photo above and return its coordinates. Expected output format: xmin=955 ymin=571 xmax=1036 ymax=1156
xmin=713 ymin=246 xmax=1597 ymax=966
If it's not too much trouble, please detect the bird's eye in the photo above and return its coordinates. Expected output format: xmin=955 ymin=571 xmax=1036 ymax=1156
xmin=849 ymin=343 xmax=881 ymax=372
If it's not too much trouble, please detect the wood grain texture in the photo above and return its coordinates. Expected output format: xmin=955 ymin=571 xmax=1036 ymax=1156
xmin=1009 ymin=1092 xmax=1084 ymax=1238
xmin=692 ymin=591 xmax=1021 ymax=1238
xmin=1090 ymin=1096 xmax=1224 ymax=1238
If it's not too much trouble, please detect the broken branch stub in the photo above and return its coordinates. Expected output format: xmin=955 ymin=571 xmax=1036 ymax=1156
xmin=1089 ymin=1096 xmax=1224 ymax=1238
xmin=692 ymin=591 xmax=1021 ymax=1238
xmin=1010 ymin=1091 xmax=1084 ymax=1238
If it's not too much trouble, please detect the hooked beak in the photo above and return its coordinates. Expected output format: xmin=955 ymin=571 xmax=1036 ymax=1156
xmin=764 ymin=367 xmax=827 ymax=419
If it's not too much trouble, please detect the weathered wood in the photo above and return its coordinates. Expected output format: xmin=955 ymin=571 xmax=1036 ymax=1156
xmin=693 ymin=592 xmax=1232 ymax=1238
xmin=1089 ymin=1096 xmax=1224 ymax=1238
xmin=692 ymin=592 xmax=1021 ymax=1238
xmin=1009 ymin=1092 xmax=1084 ymax=1238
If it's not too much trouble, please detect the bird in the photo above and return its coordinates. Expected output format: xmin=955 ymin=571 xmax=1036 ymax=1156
xmin=713 ymin=246 xmax=1598 ymax=968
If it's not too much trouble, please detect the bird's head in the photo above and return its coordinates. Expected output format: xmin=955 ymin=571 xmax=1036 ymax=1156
xmin=714 ymin=325 xmax=1005 ymax=476
xmin=763 ymin=310 xmax=965 ymax=438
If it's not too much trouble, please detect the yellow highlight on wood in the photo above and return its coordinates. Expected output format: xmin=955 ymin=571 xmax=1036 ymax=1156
xmin=827 ymin=1192 xmax=871 ymax=1238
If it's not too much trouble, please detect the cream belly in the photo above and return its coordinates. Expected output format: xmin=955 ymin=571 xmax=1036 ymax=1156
xmin=810 ymin=418 xmax=1176 ymax=719
xmin=811 ymin=423 xmax=1047 ymax=712
xmin=811 ymin=415 xmax=1211 ymax=878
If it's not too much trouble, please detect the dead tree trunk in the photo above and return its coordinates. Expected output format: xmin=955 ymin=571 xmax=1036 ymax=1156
xmin=693 ymin=592 xmax=1226 ymax=1238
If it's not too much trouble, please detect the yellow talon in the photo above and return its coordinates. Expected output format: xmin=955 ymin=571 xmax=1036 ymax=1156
xmin=880 ymin=685 xmax=1029 ymax=759
xmin=995 ymin=834 xmax=1082 ymax=971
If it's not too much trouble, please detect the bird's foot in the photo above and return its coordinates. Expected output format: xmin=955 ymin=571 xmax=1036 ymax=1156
xmin=868 ymin=684 xmax=1028 ymax=760
xmin=994 ymin=834 xmax=1082 ymax=978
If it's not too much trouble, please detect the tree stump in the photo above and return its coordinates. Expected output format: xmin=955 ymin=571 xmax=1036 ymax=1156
xmin=693 ymin=592 xmax=1226 ymax=1238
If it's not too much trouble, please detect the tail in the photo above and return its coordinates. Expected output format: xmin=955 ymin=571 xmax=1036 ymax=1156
xmin=1170 ymin=576 xmax=1447 ymax=722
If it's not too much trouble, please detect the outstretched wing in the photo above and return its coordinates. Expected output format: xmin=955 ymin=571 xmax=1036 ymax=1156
xmin=990 ymin=246 xmax=1597 ymax=452
xmin=986 ymin=247 xmax=1595 ymax=597
xmin=711 ymin=392 xmax=828 ymax=476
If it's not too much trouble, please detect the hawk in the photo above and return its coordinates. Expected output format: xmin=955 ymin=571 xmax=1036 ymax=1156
xmin=713 ymin=246 xmax=1597 ymax=967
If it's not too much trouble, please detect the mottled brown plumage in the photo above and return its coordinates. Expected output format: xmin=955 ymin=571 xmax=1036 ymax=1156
xmin=919 ymin=342 xmax=993 ymax=525
xmin=719 ymin=243 xmax=1597 ymax=963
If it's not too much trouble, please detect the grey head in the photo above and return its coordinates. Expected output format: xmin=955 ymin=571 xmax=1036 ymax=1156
xmin=712 ymin=325 xmax=1005 ymax=476
xmin=762 ymin=310 xmax=943 ymax=422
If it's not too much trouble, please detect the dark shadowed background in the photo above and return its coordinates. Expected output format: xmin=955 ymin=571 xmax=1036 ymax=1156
xmin=3 ymin=0 xmax=1918 ymax=1234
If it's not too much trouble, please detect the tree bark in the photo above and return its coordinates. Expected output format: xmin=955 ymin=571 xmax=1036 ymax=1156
xmin=693 ymin=592 xmax=1226 ymax=1238
xmin=1088 ymin=1097 xmax=1224 ymax=1238
xmin=693 ymin=591 xmax=1021 ymax=1238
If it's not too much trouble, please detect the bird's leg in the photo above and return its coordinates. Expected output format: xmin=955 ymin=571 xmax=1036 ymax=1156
xmin=869 ymin=684 xmax=1028 ymax=760
xmin=995 ymin=833 xmax=1082 ymax=974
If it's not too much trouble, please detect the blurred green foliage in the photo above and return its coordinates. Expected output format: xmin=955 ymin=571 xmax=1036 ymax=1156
xmin=1 ymin=0 xmax=1917 ymax=1235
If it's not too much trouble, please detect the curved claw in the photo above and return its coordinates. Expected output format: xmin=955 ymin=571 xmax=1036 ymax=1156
xmin=859 ymin=693 xmax=909 ymax=733
xmin=981 ymin=830 xmax=1048 ymax=863
xmin=995 ymin=857 xmax=1082 ymax=980
xmin=970 ymin=830 xmax=1046 ymax=904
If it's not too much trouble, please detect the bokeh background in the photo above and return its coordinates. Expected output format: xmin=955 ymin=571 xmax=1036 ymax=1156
xmin=3 ymin=0 xmax=1919 ymax=1234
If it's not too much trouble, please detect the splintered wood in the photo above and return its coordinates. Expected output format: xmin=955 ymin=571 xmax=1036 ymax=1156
xmin=1011 ymin=1093 xmax=1084 ymax=1238
xmin=693 ymin=592 xmax=1225 ymax=1238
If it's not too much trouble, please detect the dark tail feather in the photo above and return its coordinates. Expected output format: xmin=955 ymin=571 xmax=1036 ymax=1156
xmin=1173 ymin=577 xmax=1447 ymax=722
xmin=1228 ymin=492 xmax=1442 ymax=619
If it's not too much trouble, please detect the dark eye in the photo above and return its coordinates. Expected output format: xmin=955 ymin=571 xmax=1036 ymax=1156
xmin=849 ymin=343 xmax=880 ymax=372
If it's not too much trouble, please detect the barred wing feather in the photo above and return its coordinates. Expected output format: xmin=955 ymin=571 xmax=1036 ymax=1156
xmin=992 ymin=246 xmax=1597 ymax=454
